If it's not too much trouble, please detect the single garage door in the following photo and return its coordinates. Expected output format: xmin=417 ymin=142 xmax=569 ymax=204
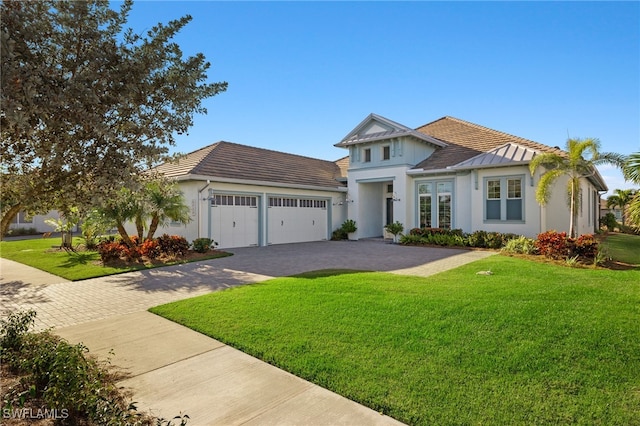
xmin=268 ymin=197 xmax=328 ymax=245
xmin=210 ymin=194 xmax=259 ymax=248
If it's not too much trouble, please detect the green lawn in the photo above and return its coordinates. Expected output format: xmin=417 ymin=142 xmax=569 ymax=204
xmin=0 ymin=237 xmax=229 ymax=281
xmin=151 ymin=256 xmax=640 ymax=425
xmin=602 ymin=232 xmax=640 ymax=265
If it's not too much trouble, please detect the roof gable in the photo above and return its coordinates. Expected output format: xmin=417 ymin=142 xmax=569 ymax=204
xmin=335 ymin=113 xmax=446 ymax=148
xmin=153 ymin=142 xmax=346 ymax=189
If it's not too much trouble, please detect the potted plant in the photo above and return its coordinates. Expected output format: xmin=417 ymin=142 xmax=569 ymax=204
xmin=341 ymin=219 xmax=358 ymax=240
xmin=384 ymin=221 xmax=404 ymax=244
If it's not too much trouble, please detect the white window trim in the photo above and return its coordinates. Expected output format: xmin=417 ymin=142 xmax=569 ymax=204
xmin=483 ymin=175 xmax=525 ymax=223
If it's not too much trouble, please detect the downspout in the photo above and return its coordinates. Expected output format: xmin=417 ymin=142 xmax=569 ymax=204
xmin=197 ymin=180 xmax=211 ymax=239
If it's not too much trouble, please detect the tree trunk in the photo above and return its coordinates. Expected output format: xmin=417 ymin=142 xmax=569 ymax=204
xmin=0 ymin=204 xmax=23 ymax=241
xmin=116 ymin=222 xmax=135 ymax=247
xmin=146 ymin=215 xmax=159 ymax=241
xmin=135 ymin=215 xmax=144 ymax=240
xmin=569 ymin=181 xmax=576 ymax=238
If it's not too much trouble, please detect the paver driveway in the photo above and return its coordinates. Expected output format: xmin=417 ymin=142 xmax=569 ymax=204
xmin=1 ymin=239 xmax=494 ymax=330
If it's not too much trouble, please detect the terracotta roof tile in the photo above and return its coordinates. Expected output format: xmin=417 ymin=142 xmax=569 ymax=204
xmin=414 ymin=116 xmax=564 ymax=170
xmin=153 ymin=142 xmax=346 ymax=189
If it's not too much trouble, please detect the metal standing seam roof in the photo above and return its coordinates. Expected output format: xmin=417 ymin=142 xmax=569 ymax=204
xmin=450 ymin=143 xmax=538 ymax=170
xmin=152 ymin=141 xmax=346 ymax=189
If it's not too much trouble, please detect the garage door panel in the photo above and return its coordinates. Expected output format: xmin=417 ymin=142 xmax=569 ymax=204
xmin=211 ymin=195 xmax=259 ymax=249
xmin=268 ymin=197 xmax=327 ymax=245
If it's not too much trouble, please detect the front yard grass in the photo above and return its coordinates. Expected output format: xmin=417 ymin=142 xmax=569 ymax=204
xmin=0 ymin=237 xmax=229 ymax=281
xmin=151 ymin=256 xmax=640 ymax=425
xmin=601 ymin=232 xmax=640 ymax=265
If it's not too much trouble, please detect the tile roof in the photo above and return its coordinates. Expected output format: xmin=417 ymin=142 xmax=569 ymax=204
xmin=414 ymin=116 xmax=565 ymax=170
xmin=153 ymin=141 xmax=346 ymax=189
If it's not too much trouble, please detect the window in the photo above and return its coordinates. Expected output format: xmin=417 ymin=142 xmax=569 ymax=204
xmin=418 ymin=180 xmax=453 ymax=229
xmin=382 ymin=145 xmax=390 ymax=160
xmin=363 ymin=148 xmax=371 ymax=163
xmin=486 ymin=180 xmax=501 ymax=220
xmin=485 ymin=176 xmax=523 ymax=221
xmin=387 ymin=184 xmax=393 ymax=193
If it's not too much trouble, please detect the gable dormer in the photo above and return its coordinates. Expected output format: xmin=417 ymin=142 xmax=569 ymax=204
xmin=335 ymin=113 xmax=446 ymax=170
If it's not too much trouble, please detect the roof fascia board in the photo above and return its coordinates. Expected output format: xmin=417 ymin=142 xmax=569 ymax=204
xmin=180 ymin=174 xmax=348 ymax=193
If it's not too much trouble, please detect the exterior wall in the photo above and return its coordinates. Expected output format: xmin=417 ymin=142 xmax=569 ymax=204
xmin=347 ymin=165 xmax=410 ymax=239
xmin=145 ymin=179 xmax=346 ymax=246
xmin=471 ymin=165 xmax=542 ymax=237
xmin=538 ymin=174 xmax=601 ymax=236
xmin=348 ymin=137 xmax=435 ymax=171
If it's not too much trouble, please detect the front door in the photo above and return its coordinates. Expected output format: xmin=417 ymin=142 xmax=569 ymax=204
xmin=386 ymin=197 xmax=394 ymax=226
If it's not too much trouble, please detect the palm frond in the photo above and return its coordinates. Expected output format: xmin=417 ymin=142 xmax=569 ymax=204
xmin=623 ymin=152 xmax=640 ymax=184
xmin=535 ymin=168 xmax=564 ymax=205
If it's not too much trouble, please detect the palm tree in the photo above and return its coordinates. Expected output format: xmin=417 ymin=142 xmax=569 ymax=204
xmin=606 ymin=189 xmax=637 ymax=227
xmin=529 ymin=137 xmax=601 ymax=238
xmin=620 ymin=152 xmax=640 ymax=228
xmin=144 ymin=180 xmax=191 ymax=241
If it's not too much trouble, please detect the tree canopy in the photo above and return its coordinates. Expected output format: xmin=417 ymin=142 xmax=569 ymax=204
xmin=1 ymin=0 xmax=227 ymax=237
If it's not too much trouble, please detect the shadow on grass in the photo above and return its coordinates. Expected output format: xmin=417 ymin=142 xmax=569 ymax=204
xmin=290 ymin=269 xmax=372 ymax=279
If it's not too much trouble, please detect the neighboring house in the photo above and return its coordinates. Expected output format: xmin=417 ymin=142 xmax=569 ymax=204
xmin=7 ymin=210 xmax=78 ymax=234
xmin=599 ymin=199 xmax=623 ymax=223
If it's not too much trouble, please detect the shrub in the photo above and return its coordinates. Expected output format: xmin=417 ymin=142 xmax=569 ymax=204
xmin=574 ymin=234 xmax=598 ymax=259
xmin=192 ymin=238 xmax=214 ymax=253
xmin=331 ymin=228 xmax=348 ymax=240
xmin=140 ymin=239 xmax=162 ymax=259
xmin=600 ymin=212 xmax=618 ymax=231
xmin=3 ymin=227 xmax=38 ymax=237
xmin=122 ymin=244 xmax=143 ymax=262
xmin=502 ymin=236 xmax=538 ymax=255
xmin=340 ymin=219 xmax=357 ymax=233
xmin=467 ymin=230 xmax=487 ymax=248
xmin=157 ymin=234 xmax=190 ymax=257
xmin=536 ymin=231 xmax=572 ymax=259
xmin=97 ymin=241 xmax=124 ymax=263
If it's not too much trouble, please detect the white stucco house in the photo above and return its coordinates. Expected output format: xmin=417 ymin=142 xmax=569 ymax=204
xmin=9 ymin=114 xmax=607 ymax=247
xmin=147 ymin=113 xmax=607 ymax=248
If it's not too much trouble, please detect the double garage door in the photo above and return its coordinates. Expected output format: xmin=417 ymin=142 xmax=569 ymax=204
xmin=210 ymin=194 xmax=328 ymax=248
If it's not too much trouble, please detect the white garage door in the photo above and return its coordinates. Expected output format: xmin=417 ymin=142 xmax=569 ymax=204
xmin=211 ymin=194 xmax=259 ymax=249
xmin=268 ymin=197 xmax=328 ymax=245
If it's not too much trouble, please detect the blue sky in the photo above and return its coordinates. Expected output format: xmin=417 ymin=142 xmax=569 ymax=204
xmin=121 ymin=1 xmax=639 ymax=195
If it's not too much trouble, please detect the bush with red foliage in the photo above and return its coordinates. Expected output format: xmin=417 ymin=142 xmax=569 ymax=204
xmin=574 ymin=234 xmax=598 ymax=259
xmin=97 ymin=241 xmax=124 ymax=263
xmin=535 ymin=231 xmax=572 ymax=259
xmin=156 ymin=234 xmax=190 ymax=257
xmin=139 ymin=239 xmax=161 ymax=259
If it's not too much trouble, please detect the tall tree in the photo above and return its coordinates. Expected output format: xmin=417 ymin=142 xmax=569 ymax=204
xmin=529 ymin=138 xmax=601 ymax=238
xmin=606 ymin=189 xmax=637 ymax=227
xmin=1 ymin=0 xmax=227 ymax=237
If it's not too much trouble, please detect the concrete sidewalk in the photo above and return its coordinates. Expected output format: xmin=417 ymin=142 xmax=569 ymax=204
xmin=57 ymin=311 xmax=404 ymax=425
